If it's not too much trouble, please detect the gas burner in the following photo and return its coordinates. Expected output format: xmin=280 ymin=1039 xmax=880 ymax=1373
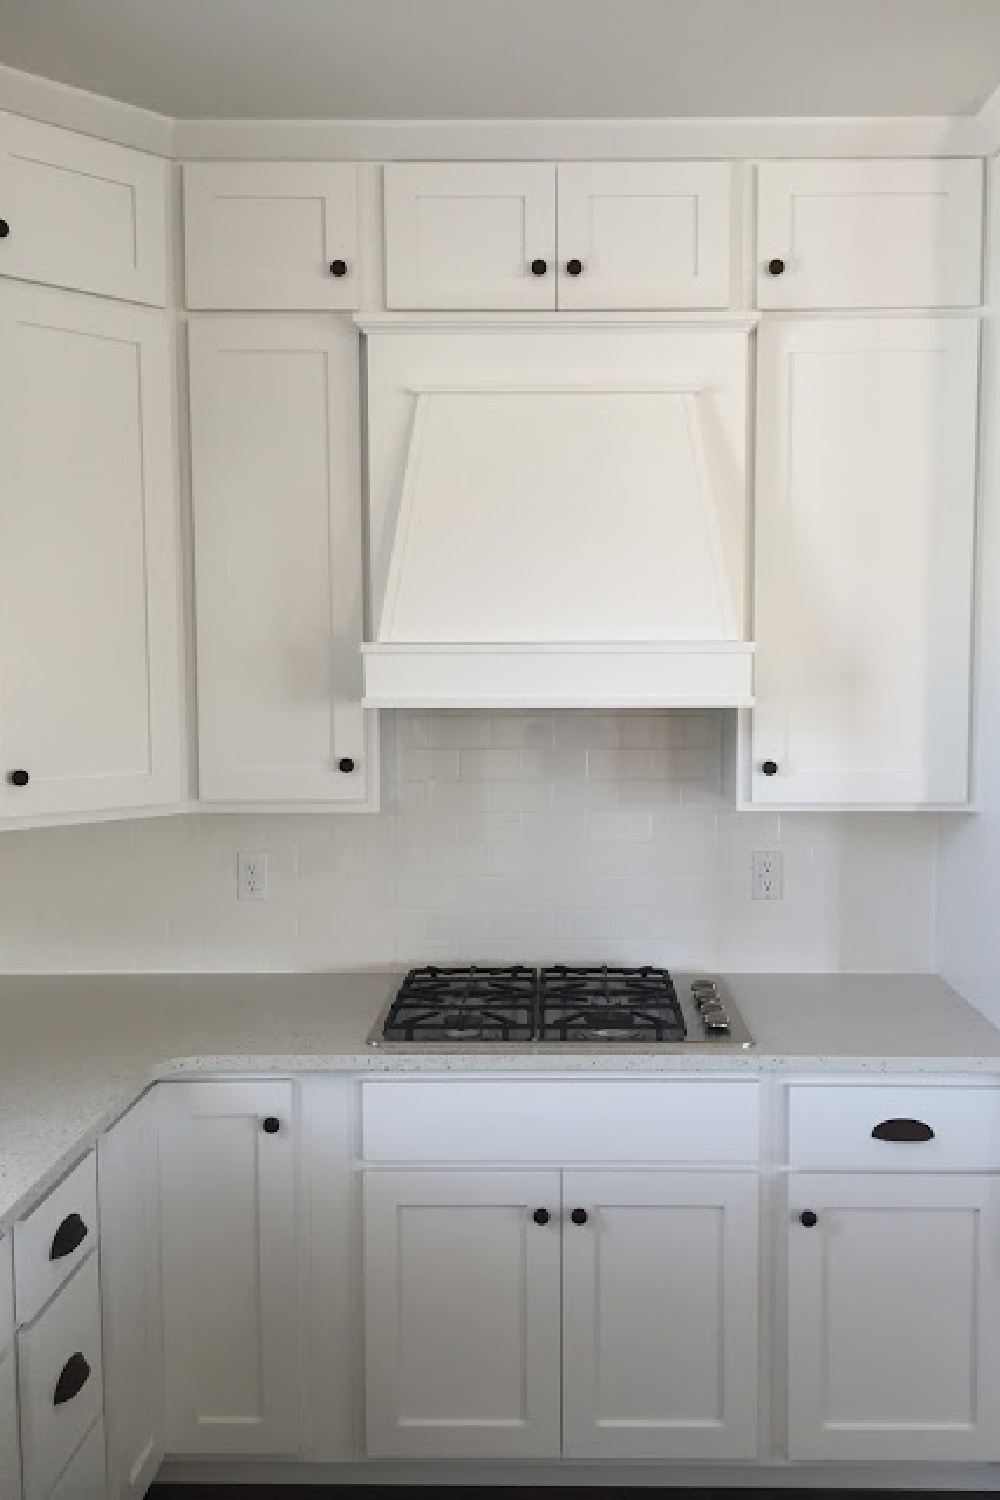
xmin=378 ymin=964 xmax=538 ymax=1042
xmin=539 ymin=966 xmax=686 ymax=1042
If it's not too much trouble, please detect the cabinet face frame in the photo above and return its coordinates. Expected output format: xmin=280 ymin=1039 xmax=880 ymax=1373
xmin=0 ymin=114 xmax=168 ymax=307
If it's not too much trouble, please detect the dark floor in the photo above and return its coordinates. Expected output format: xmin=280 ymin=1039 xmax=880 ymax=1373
xmin=149 ymin=1489 xmax=999 ymax=1499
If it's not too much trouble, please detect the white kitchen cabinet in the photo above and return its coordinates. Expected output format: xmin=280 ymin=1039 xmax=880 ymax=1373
xmin=183 ymin=163 xmax=361 ymax=310
xmin=751 ymin=316 xmax=978 ymax=806
xmin=384 ymin=162 xmax=557 ymax=310
xmin=561 ymin=1170 xmax=759 ymax=1459
xmin=756 ymin=159 xmax=983 ymax=308
xmin=0 ymin=114 xmax=167 ymax=306
xmin=98 ymin=1095 xmax=163 ymax=1500
xmin=49 ymin=1420 xmax=106 ymax=1500
xmin=0 ymin=284 xmax=183 ymax=822
xmin=188 ymin=316 xmax=376 ymax=807
xmin=0 ymin=1346 xmax=19 ymax=1500
xmin=158 ymin=1080 xmax=301 ymax=1457
xmin=364 ymin=1169 xmax=562 ymax=1459
xmin=556 ymin=162 xmax=731 ymax=309
xmin=787 ymin=1173 xmax=1000 ymax=1461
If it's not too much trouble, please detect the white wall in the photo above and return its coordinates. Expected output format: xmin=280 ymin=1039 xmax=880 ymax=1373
xmin=0 ymin=710 xmax=936 ymax=973
xmin=939 ymin=155 xmax=1000 ymax=1018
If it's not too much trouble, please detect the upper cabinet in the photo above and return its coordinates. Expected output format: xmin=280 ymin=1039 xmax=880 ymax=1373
xmin=383 ymin=161 xmax=732 ymax=310
xmin=183 ymin=162 xmax=362 ymax=309
xmin=0 ymin=115 xmax=168 ymax=306
xmin=756 ymin=159 xmax=983 ymax=309
xmin=0 ymin=285 xmax=183 ymax=821
xmin=188 ymin=315 xmax=377 ymax=807
xmin=751 ymin=316 xmax=979 ymax=807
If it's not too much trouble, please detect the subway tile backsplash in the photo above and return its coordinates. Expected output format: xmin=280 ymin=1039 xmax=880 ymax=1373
xmin=0 ymin=712 xmax=937 ymax=974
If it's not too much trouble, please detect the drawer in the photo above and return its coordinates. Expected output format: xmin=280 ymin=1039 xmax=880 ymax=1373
xmin=15 ymin=1154 xmax=97 ymax=1325
xmin=362 ymin=1078 xmax=760 ymax=1164
xmin=788 ymin=1084 xmax=1000 ymax=1171
xmin=50 ymin=1419 xmax=106 ymax=1500
xmin=0 ymin=1235 xmax=12 ymax=1353
xmin=18 ymin=1257 xmax=103 ymax=1500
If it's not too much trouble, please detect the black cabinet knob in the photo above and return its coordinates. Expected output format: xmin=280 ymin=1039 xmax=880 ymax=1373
xmin=570 ymin=1208 xmax=588 ymax=1226
xmin=799 ymin=1210 xmax=818 ymax=1228
xmin=0 ymin=220 xmax=9 ymax=239
xmin=53 ymin=1353 xmax=91 ymax=1406
xmin=532 ymin=1208 xmax=550 ymax=1225
xmin=329 ymin=259 xmax=348 ymax=277
xmin=530 ymin=258 xmax=548 ymax=276
xmin=761 ymin=760 xmax=778 ymax=777
xmin=565 ymin=258 xmax=583 ymax=276
xmin=50 ymin=1213 xmax=88 ymax=1262
xmin=7 ymin=770 xmax=29 ymax=787
xmin=262 ymin=1116 xmax=280 ymax=1134
xmin=767 ymin=257 xmax=786 ymax=276
xmin=338 ymin=757 xmax=355 ymax=774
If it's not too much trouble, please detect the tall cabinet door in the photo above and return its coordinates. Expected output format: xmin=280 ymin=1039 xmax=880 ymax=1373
xmin=98 ymin=1093 xmax=163 ymax=1500
xmin=752 ymin=317 xmax=978 ymax=806
xmin=188 ymin=316 xmax=376 ymax=806
xmin=383 ymin=163 xmax=557 ymax=310
xmin=562 ymin=1170 xmax=759 ymax=1459
xmin=158 ymin=1081 xmax=301 ymax=1457
xmin=364 ymin=1170 xmax=562 ymax=1459
xmin=556 ymin=162 xmax=731 ymax=309
xmin=0 ymin=285 xmax=182 ymax=819
xmin=788 ymin=1173 xmax=1000 ymax=1461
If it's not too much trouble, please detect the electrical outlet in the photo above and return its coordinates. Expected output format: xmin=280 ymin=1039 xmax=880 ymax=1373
xmin=751 ymin=850 xmax=783 ymax=901
xmin=237 ymin=851 xmax=269 ymax=902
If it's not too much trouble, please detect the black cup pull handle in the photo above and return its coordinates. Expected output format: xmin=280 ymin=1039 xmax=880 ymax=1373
xmin=49 ymin=1212 xmax=88 ymax=1261
xmin=53 ymin=1352 xmax=91 ymax=1406
xmin=872 ymin=1118 xmax=935 ymax=1143
xmin=0 ymin=220 xmax=9 ymax=239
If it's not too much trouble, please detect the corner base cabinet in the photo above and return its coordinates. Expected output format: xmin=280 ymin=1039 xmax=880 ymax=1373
xmin=788 ymin=1173 xmax=1000 ymax=1461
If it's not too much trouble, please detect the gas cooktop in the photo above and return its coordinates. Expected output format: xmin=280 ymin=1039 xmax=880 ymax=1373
xmin=367 ymin=965 xmax=753 ymax=1049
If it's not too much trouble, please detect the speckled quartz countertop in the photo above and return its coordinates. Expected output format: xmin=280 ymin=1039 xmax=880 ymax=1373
xmin=1 ymin=970 xmax=999 ymax=1235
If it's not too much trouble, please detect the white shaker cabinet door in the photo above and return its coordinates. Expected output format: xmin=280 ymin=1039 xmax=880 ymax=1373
xmin=0 ymin=1346 xmax=19 ymax=1500
xmin=556 ymin=162 xmax=731 ymax=309
xmin=364 ymin=1169 xmax=562 ymax=1459
xmin=561 ymin=1170 xmax=759 ymax=1460
xmin=188 ymin=316 xmax=376 ymax=806
xmin=788 ymin=1173 xmax=1000 ymax=1461
xmin=0 ymin=114 xmax=168 ymax=306
xmin=756 ymin=158 xmax=983 ymax=309
xmin=384 ymin=162 xmax=557 ymax=309
xmin=99 ymin=1094 xmax=163 ymax=1500
xmin=751 ymin=316 xmax=978 ymax=806
xmin=0 ymin=285 xmax=183 ymax=820
xmin=158 ymin=1081 xmax=301 ymax=1457
xmin=184 ymin=163 xmax=361 ymax=310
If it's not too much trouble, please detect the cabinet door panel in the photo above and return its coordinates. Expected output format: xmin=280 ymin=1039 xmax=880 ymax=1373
xmin=562 ymin=1170 xmax=758 ymax=1459
xmin=752 ymin=317 xmax=977 ymax=805
xmin=557 ymin=162 xmax=731 ymax=309
xmin=0 ymin=114 xmax=167 ymax=306
xmin=384 ymin=163 xmax=556 ymax=310
xmin=788 ymin=1173 xmax=1000 ymax=1460
xmin=184 ymin=163 xmax=360 ymax=310
xmin=159 ymin=1081 xmax=300 ymax=1457
xmin=364 ymin=1170 xmax=561 ymax=1458
xmin=757 ymin=159 xmax=983 ymax=308
xmin=0 ymin=285 xmax=182 ymax=819
xmin=99 ymin=1095 xmax=163 ymax=1500
xmin=189 ymin=316 xmax=375 ymax=805
xmin=0 ymin=1347 xmax=19 ymax=1500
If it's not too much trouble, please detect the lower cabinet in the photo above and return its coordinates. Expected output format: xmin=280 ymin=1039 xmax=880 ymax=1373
xmin=0 ymin=1344 xmax=20 ymax=1499
xmin=787 ymin=1172 xmax=1000 ymax=1461
xmin=48 ymin=1420 xmax=106 ymax=1500
xmin=364 ymin=1167 xmax=759 ymax=1460
xmin=158 ymin=1080 xmax=301 ymax=1457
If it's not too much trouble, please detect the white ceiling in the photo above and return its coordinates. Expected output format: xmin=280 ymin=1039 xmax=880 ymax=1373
xmin=1 ymin=0 xmax=999 ymax=122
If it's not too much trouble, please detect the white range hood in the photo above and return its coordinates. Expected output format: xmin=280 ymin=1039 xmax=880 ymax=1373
xmin=360 ymin=316 xmax=754 ymax=708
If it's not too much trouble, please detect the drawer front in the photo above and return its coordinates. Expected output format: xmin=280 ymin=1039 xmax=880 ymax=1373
xmin=0 ymin=1235 xmax=12 ymax=1353
xmin=18 ymin=1257 xmax=103 ymax=1500
xmin=788 ymin=1085 xmax=1000 ymax=1171
xmin=15 ymin=1154 xmax=97 ymax=1326
xmin=362 ymin=1078 xmax=760 ymax=1164
xmin=50 ymin=1419 xmax=106 ymax=1500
